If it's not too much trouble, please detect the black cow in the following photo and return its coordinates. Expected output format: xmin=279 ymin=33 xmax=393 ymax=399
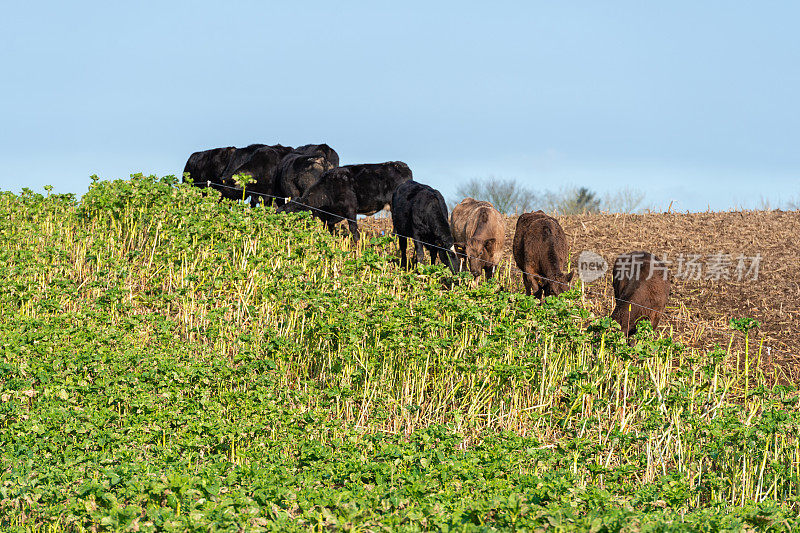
xmin=220 ymin=144 xmax=294 ymax=204
xmin=391 ymin=180 xmax=460 ymax=273
xmin=277 ymin=161 xmax=412 ymax=240
xmin=182 ymin=146 xmax=236 ymax=192
xmin=275 ymin=143 xmax=339 ymax=201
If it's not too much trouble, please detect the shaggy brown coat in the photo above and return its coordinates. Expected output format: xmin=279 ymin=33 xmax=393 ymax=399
xmin=611 ymin=251 xmax=671 ymax=337
xmin=513 ymin=211 xmax=573 ymax=297
xmin=450 ymin=198 xmax=505 ymax=279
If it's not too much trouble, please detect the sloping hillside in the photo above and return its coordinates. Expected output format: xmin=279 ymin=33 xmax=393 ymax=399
xmin=1 ymin=177 xmax=798 ymax=530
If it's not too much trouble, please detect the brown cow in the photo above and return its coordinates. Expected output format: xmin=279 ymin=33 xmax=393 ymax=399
xmin=611 ymin=251 xmax=671 ymax=337
xmin=513 ymin=211 xmax=573 ymax=297
xmin=450 ymin=198 xmax=505 ymax=279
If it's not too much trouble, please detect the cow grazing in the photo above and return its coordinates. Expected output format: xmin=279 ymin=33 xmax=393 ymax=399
xmin=277 ymin=161 xmax=412 ymax=240
xmin=391 ymin=181 xmax=460 ymax=273
xmin=182 ymin=146 xmax=236 ymax=192
xmin=450 ymin=198 xmax=505 ymax=279
xmin=513 ymin=211 xmax=573 ymax=298
xmin=220 ymin=144 xmax=294 ymax=204
xmin=610 ymin=251 xmax=670 ymax=337
xmin=275 ymin=144 xmax=339 ymax=201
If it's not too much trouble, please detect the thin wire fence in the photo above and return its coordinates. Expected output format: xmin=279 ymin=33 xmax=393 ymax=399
xmin=204 ymin=180 xmax=794 ymax=362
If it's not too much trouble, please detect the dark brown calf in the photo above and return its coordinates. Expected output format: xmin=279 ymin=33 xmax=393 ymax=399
xmin=611 ymin=251 xmax=671 ymax=337
xmin=513 ymin=212 xmax=573 ymax=297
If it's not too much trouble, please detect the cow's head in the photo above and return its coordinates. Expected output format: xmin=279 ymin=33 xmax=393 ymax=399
xmin=389 ymin=161 xmax=412 ymax=177
xmin=301 ymin=156 xmax=333 ymax=174
xmin=463 ymin=237 xmax=499 ymax=278
xmin=212 ymin=147 xmax=236 ymax=172
xmin=545 ymin=270 xmax=574 ymax=297
xmin=278 ymin=172 xmax=337 ymax=215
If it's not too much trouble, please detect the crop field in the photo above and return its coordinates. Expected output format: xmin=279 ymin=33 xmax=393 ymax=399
xmin=362 ymin=210 xmax=800 ymax=380
xmin=2 ymin=176 xmax=800 ymax=531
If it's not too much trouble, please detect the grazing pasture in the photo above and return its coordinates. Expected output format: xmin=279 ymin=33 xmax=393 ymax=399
xmin=1 ymin=176 xmax=799 ymax=531
xmin=364 ymin=210 xmax=800 ymax=378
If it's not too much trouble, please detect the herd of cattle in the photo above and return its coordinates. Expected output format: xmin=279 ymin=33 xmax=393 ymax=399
xmin=184 ymin=143 xmax=671 ymax=338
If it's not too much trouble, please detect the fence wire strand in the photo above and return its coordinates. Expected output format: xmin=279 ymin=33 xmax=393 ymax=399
xmin=203 ymin=180 xmax=793 ymax=361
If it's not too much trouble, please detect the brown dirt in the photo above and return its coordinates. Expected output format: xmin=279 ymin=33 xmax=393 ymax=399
xmin=359 ymin=210 xmax=800 ymax=379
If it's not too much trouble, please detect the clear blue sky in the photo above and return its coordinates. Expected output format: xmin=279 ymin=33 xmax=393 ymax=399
xmin=2 ymin=1 xmax=798 ymax=211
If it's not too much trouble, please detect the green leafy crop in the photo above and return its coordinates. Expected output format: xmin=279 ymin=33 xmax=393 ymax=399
xmin=0 ymin=176 xmax=797 ymax=531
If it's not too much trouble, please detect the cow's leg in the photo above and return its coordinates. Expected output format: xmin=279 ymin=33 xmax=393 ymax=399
xmin=398 ymin=236 xmax=409 ymax=268
xmin=324 ymin=216 xmax=337 ymax=234
xmin=523 ymin=272 xmax=539 ymax=297
xmin=414 ymin=241 xmax=427 ymax=265
xmin=347 ymin=218 xmax=360 ymax=241
xmin=429 ymin=246 xmax=437 ymax=265
xmin=341 ymin=195 xmax=359 ymax=241
xmin=534 ymin=282 xmax=545 ymax=299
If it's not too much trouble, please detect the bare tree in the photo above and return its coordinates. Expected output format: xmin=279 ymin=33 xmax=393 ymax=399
xmin=541 ymin=186 xmax=601 ymax=215
xmin=602 ymin=186 xmax=646 ymax=213
xmin=574 ymin=187 xmax=601 ymax=213
xmin=452 ymin=178 xmax=648 ymax=216
xmin=753 ymin=195 xmax=800 ymax=211
xmin=756 ymin=196 xmax=774 ymax=211
xmin=452 ymin=177 xmax=537 ymax=215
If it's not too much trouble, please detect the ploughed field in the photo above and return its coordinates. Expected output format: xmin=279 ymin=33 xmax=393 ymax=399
xmin=362 ymin=210 xmax=800 ymax=379
xmin=2 ymin=176 xmax=800 ymax=531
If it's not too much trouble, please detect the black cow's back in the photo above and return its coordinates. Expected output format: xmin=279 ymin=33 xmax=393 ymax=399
xmin=278 ymin=159 xmax=413 ymax=240
xmin=392 ymin=180 xmax=459 ymax=272
xmin=183 ymin=146 xmax=236 ymax=187
xmin=275 ymin=144 xmax=340 ymax=199
xmin=292 ymin=144 xmax=340 ymax=167
xmin=346 ymin=161 xmax=412 ymax=215
xmin=391 ymin=180 xmax=450 ymax=243
xmin=220 ymin=144 xmax=295 ymax=202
